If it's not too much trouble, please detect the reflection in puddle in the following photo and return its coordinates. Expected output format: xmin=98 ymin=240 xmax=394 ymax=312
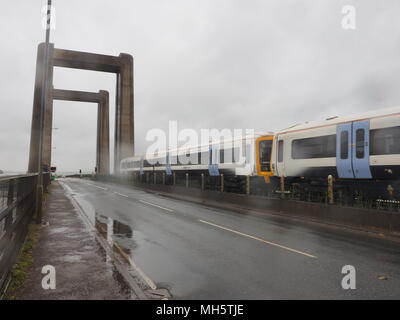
xmin=95 ymin=213 xmax=135 ymax=263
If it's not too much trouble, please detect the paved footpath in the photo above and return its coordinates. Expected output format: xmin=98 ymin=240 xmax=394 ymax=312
xmin=19 ymin=181 xmax=132 ymax=300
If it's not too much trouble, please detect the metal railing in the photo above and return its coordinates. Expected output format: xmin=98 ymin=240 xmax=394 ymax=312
xmin=94 ymin=172 xmax=400 ymax=213
xmin=0 ymin=173 xmax=49 ymax=294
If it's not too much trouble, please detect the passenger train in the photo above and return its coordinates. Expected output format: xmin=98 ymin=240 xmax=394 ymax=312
xmin=120 ymin=133 xmax=275 ymax=182
xmin=121 ymin=106 xmax=400 ymax=199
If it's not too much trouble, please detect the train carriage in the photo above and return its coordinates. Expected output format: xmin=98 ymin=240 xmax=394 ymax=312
xmin=271 ymin=106 xmax=400 ymax=181
xmin=120 ymin=133 xmax=275 ymax=185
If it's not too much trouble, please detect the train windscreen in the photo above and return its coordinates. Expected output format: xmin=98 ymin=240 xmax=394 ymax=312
xmin=259 ymin=140 xmax=272 ymax=172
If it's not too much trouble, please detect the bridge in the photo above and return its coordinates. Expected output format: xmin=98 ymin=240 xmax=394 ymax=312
xmin=1 ymin=7 xmax=400 ymax=302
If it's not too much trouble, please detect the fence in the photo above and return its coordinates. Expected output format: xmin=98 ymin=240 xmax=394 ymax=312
xmin=0 ymin=173 xmax=50 ymax=295
xmin=96 ymin=171 xmax=400 ymax=213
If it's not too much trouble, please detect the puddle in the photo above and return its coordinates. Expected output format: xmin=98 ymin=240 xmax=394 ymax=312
xmin=57 ymin=254 xmax=82 ymax=263
xmin=49 ymin=227 xmax=70 ymax=234
xmin=95 ymin=213 xmax=137 ymax=259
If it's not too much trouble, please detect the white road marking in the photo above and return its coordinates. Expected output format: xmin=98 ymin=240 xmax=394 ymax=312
xmin=85 ymin=183 xmax=108 ymax=190
xmin=199 ymin=219 xmax=317 ymax=259
xmin=61 ymin=181 xmax=75 ymax=193
xmin=139 ymin=200 xmax=174 ymax=212
xmin=114 ymin=191 xmax=129 ymax=198
xmin=112 ymin=241 xmax=158 ymax=290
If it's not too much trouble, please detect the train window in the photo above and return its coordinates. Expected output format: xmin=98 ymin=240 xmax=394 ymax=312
xmin=169 ymin=155 xmax=178 ymax=165
xmin=278 ymin=140 xmax=284 ymax=162
xmin=355 ymin=129 xmax=365 ymax=158
xmin=259 ymin=140 xmax=272 ymax=171
xmin=370 ymin=126 xmax=400 ymax=155
xmin=143 ymin=160 xmax=152 ymax=168
xmin=199 ymin=151 xmax=209 ymax=164
xmin=233 ymin=147 xmax=240 ymax=163
xmin=178 ymin=152 xmax=190 ymax=165
xmin=177 ymin=152 xmax=189 ymax=165
xmin=245 ymin=144 xmax=251 ymax=163
xmin=291 ymin=135 xmax=336 ymax=159
xmin=152 ymin=157 xmax=165 ymax=167
xmin=189 ymin=152 xmax=198 ymax=165
xmin=221 ymin=148 xmax=233 ymax=163
xmin=340 ymin=131 xmax=349 ymax=159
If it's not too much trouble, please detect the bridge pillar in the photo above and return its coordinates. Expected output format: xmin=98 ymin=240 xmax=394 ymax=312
xmin=114 ymin=54 xmax=134 ymax=174
xmin=28 ymin=43 xmax=54 ymax=173
xmin=97 ymin=90 xmax=110 ymax=175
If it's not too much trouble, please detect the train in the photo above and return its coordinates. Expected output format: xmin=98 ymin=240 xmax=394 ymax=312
xmin=120 ymin=133 xmax=275 ymax=187
xmin=121 ymin=106 xmax=400 ymax=201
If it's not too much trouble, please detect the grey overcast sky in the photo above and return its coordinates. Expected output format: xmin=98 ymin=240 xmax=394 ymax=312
xmin=1 ymin=0 xmax=400 ymax=173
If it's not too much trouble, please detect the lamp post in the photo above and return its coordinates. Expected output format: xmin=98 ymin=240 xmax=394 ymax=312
xmin=35 ymin=0 xmax=53 ymax=224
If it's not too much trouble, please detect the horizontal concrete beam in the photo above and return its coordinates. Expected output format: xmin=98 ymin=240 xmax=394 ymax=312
xmin=53 ymin=88 xmax=105 ymax=103
xmin=53 ymin=48 xmax=121 ymax=73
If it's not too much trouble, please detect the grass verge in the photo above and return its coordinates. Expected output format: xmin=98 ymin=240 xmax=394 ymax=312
xmin=3 ymin=223 xmax=41 ymax=300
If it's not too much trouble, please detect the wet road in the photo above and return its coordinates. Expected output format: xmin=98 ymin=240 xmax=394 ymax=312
xmin=61 ymin=178 xmax=400 ymax=299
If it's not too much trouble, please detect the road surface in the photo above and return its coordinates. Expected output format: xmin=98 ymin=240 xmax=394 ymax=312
xmin=60 ymin=178 xmax=400 ymax=299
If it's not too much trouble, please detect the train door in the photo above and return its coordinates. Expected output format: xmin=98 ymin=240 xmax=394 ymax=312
xmin=336 ymin=121 xmax=372 ymax=179
xmin=336 ymin=123 xmax=354 ymax=178
xmin=276 ymin=137 xmax=285 ymax=177
xmin=352 ymin=120 xmax=372 ymax=179
xmin=208 ymin=144 xmax=220 ymax=176
xmin=165 ymin=152 xmax=172 ymax=175
xmin=256 ymin=136 xmax=273 ymax=183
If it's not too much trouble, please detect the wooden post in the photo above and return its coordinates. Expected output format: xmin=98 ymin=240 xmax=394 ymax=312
xmin=162 ymin=172 xmax=165 ymax=185
xmin=246 ymin=176 xmax=250 ymax=195
xmin=327 ymin=175 xmax=334 ymax=205
xmin=154 ymin=172 xmax=157 ymax=184
xmin=173 ymin=172 xmax=176 ymax=186
xmin=220 ymin=174 xmax=224 ymax=193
